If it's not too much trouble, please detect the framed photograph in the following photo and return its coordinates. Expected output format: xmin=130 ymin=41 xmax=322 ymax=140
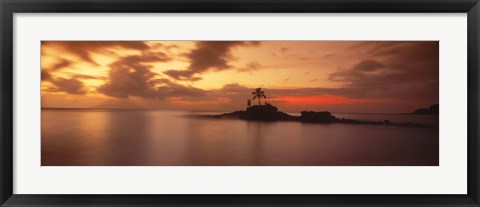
xmin=1 ymin=0 xmax=479 ymax=206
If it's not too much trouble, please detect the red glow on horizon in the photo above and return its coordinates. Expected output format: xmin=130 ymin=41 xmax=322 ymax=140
xmin=269 ymin=95 xmax=377 ymax=105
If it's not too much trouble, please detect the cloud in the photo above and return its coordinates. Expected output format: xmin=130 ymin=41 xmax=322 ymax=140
xmin=221 ymin=83 xmax=250 ymax=93
xmin=237 ymin=62 xmax=261 ymax=72
xmin=49 ymin=59 xmax=73 ymax=71
xmin=163 ymin=70 xmax=203 ymax=81
xmin=98 ymin=53 xmax=205 ymax=99
xmin=41 ymin=59 xmax=73 ymax=82
xmin=49 ymin=78 xmax=87 ymax=95
xmin=348 ymin=41 xmax=406 ymax=56
xmin=42 ymin=41 xmax=151 ymax=64
xmin=41 ymin=70 xmax=51 ymax=81
xmin=329 ymin=41 xmax=439 ymax=100
xmin=40 ymin=41 xmax=439 ymax=113
xmin=353 ymin=60 xmax=384 ymax=72
xmin=42 ymin=69 xmax=89 ymax=95
xmin=348 ymin=41 xmax=438 ymax=59
xmin=116 ymin=52 xmax=170 ymax=66
xmin=329 ymin=59 xmax=384 ymax=82
xmin=98 ymin=55 xmax=162 ymax=98
xmin=164 ymin=41 xmax=260 ymax=80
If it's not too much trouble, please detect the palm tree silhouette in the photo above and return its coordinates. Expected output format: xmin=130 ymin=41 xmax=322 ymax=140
xmin=252 ymin=88 xmax=266 ymax=106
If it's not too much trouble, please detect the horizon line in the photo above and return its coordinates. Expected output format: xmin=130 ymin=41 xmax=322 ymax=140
xmin=40 ymin=107 xmax=417 ymax=115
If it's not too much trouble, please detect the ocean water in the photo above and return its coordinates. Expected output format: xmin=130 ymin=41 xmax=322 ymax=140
xmin=41 ymin=109 xmax=439 ymax=166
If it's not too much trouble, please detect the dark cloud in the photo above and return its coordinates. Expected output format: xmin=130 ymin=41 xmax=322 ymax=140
xmin=49 ymin=78 xmax=87 ymax=95
xmin=163 ymin=70 xmax=203 ymax=82
xmin=41 ymin=59 xmax=73 ymax=82
xmin=98 ymin=54 xmax=162 ymax=98
xmin=49 ymin=59 xmax=73 ymax=71
xmin=188 ymin=41 xmax=259 ymax=72
xmin=329 ymin=59 xmax=384 ymax=82
xmin=42 ymin=41 xmax=150 ymax=64
xmin=221 ymin=83 xmax=250 ymax=93
xmin=353 ymin=60 xmax=384 ymax=72
xmin=164 ymin=41 xmax=260 ymax=80
xmin=237 ymin=62 xmax=261 ymax=72
xmin=42 ymin=70 xmax=89 ymax=95
xmin=98 ymin=53 xmax=205 ymax=99
xmin=329 ymin=41 xmax=439 ymax=100
xmin=41 ymin=70 xmax=51 ymax=81
xmin=158 ymin=83 xmax=206 ymax=98
xmin=117 ymin=52 xmax=170 ymax=66
xmin=348 ymin=41 xmax=437 ymax=59
xmin=348 ymin=41 xmax=406 ymax=56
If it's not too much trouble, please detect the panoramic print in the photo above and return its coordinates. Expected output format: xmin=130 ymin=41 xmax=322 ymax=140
xmin=41 ymin=41 xmax=439 ymax=166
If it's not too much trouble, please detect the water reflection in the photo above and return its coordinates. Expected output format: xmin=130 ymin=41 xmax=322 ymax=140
xmin=42 ymin=109 xmax=439 ymax=166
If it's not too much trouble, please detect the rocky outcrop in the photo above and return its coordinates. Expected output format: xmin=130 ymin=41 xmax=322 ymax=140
xmin=413 ymin=104 xmax=439 ymax=115
xmin=212 ymin=104 xmax=294 ymax=121
xmin=209 ymin=104 xmax=434 ymax=128
xmin=298 ymin=111 xmax=337 ymax=123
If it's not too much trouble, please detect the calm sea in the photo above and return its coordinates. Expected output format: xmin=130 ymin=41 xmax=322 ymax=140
xmin=41 ymin=109 xmax=439 ymax=166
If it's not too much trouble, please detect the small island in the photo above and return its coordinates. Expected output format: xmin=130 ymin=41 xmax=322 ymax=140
xmin=208 ymin=88 xmax=434 ymax=128
xmin=412 ymin=104 xmax=439 ymax=115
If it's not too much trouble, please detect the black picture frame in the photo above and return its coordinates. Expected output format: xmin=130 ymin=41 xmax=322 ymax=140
xmin=1 ymin=0 xmax=479 ymax=206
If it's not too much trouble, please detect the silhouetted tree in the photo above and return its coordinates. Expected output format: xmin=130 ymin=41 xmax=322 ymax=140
xmin=252 ymin=88 xmax=266 ymax=106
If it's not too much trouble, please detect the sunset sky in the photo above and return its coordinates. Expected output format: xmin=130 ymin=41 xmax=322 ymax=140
xmin=41 ymin=41 xmax=439 ymax=113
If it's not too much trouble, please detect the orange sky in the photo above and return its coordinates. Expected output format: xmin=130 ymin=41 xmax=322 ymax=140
xmin=41 ymin=41 xmax=439 ymax=113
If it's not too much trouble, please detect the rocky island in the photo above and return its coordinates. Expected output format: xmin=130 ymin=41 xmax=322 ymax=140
xmin=205 ymin=88 xmax=434 ymax=128
xmin=412 ymin=104 xmax=439 ymax=115
xmin=209 ymin=104 xmax=434 ymax=128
